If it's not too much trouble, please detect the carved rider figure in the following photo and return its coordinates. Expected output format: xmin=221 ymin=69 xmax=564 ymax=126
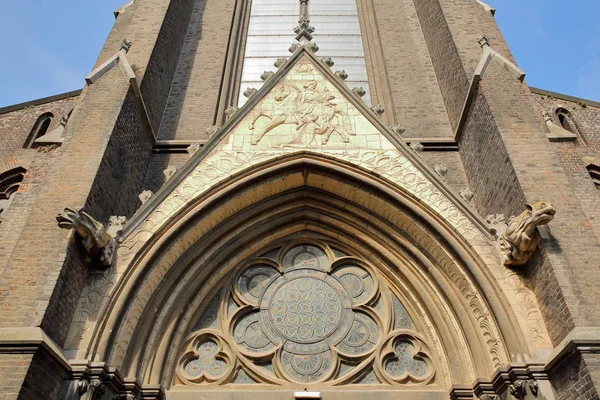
xmin=499 ymin=202 xmax=556 ymax=266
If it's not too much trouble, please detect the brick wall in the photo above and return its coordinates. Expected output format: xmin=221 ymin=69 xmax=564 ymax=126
xmin=533 ymin=93 xmax=600 ymax=242
xmin=368 ymin=0 xmax=454 ymax=138
xmin=158 ymin=0 xmax=236 ymax=140
xmin=412 ymin=0 xmax=469 ymax=130
xmin=551 ymin=353 xmax=599 ymax=400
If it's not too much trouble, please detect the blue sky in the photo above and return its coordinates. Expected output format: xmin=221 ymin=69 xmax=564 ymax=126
xmin=0 ymin=0 xmax=598 ymax=107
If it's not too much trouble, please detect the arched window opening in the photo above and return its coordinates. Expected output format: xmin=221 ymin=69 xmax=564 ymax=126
xmin=0 ymin=167 xmax=26 ymax=221
xmin=555 ymin=107 xmax=584 ymax=142
xmin=23 ymin=112 xmax=54 ymax=149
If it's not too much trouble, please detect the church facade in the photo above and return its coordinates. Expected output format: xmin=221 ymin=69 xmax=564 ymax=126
xmin=1 ymin=1 xmax=600 ymax=399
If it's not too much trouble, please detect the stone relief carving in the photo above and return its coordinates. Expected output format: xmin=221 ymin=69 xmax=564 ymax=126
xmin=249 ymin=81 xmax=355 ymax=147
xmin=56 ymin=208 xmax=116 ymax=267
xmin=500 ymin=202 xmax=555 ymax=266
xmin=176 ymin=241 xmax=435 ymax=387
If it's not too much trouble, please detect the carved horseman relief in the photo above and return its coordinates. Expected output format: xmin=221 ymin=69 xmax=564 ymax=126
xmin=248 ymin=63 xmax=356 ymax=148
xmin=175 ymin=241 xmax=436 ymax=387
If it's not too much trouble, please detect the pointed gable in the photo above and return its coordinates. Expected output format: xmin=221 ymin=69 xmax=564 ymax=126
xmin=121 ymin=47 xmax=489 ymax=246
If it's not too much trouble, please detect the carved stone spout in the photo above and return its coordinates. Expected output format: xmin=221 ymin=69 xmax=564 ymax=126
xmin=56 ymin=208 xmax=119 ymax=267
xmin=499 ymin=202 xmax=555 ymax=266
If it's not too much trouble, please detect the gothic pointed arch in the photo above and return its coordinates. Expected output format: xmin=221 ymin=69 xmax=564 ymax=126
xmin=64 ymin=48 xmax=552 ymax=397
xmin=66 ymin=155 xmax=551 ymax=396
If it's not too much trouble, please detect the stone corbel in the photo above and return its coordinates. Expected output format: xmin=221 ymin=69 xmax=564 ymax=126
xmin=56 ymin=209 xmax=126 ymax=267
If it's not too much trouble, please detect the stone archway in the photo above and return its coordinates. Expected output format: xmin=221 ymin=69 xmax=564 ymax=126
xmin=67 ymin=154 xmax=550 ymax=398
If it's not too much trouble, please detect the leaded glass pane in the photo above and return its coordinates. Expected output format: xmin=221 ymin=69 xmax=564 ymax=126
xmin=239 ymin=0 xmax=371 ymax=107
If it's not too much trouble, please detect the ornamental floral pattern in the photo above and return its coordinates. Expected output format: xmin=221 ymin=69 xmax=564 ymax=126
xmin=176 ymin=240 xmax=436 ymax=387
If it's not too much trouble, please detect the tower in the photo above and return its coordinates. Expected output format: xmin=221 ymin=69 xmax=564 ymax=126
xmin=1 ymin=0 xmax=600 ymax=399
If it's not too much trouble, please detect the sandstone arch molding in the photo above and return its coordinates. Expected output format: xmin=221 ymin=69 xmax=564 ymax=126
xmin=65 ymin=154 xmax=552 ymax=395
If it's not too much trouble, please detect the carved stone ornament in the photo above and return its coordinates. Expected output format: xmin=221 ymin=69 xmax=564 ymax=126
xmin=78 ymin=378 xmax=106 ymax=400
xmin=335 ymin=70 xmax=348 ymax=81
xmin=459 ymin=187 xmax=474 ymax=203
xmin=306 ymin=42 xmax=319 ymax=53
xmin=352 ymin=87 xmax=366 ymax=98
xmin=260 ymin=71 xmax=275 ymax=81
xmin=225 ymin=106 xmax=239 ymax=121
xmin=248 ymin=80 xmax=356 ymax=147
xmin=243 ymin=87 xmax=258 ymax=98
xmin=138 ymin=190 xmax=153 ymax=205
xmin=187 ymin=143 xmax=201 ymax=157
xmin=409 ymin=141 xmax=424 ymax=153
xmin=107 ymin=216 xmax=127 ymax=238
xmin=176 ymin=241 xmax=435 ymax=387
xmin=163 ymin=165 xmax=178 ymax=181
xmin=479 ymin=395 xmax=499 ymax=400
xmin=434 ymin=164 xmax=448 ymax=179
xmin=56 ymin=208 xmax=116 ymax=267
xmin=485 ymin=213 xmax=507 ymax=236
xmin=320 ymin=57 xmax=334 ymax=67
xmin=274 ymin=58 xmax=288 ymax=68
xmin=370 ymin=104 xmax=385 ymax=117
xmin=509 ymin=379 xmax=527 ymax=399
xmin=389 ymin=125 xmax=406 ymax=136
xmin=205 ymin=125 xmax=219 ymax=138
xmin=500 ymin=202 xmax=556 ymax=266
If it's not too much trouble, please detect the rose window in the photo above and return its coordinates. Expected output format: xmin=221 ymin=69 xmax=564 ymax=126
xmin=176 ymin=241 xmax=435 ymax=386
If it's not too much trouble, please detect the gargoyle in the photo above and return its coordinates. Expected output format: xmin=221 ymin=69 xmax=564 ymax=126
xmin=56 ymin=208 xmax=116 ymax=267
xmin=499 ymin=202 xmax=555 ymax=266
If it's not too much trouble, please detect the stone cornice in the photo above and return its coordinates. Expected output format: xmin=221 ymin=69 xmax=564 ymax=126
xmin=0 ymin=327 xmax=70 ymax=371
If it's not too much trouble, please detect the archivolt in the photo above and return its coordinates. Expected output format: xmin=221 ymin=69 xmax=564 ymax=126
xmin=79 ymin=154 xmax=539 ymax=390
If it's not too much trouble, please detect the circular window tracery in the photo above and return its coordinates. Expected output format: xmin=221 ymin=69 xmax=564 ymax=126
xmin=177 ymin=241 xmax=435 ymax=387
